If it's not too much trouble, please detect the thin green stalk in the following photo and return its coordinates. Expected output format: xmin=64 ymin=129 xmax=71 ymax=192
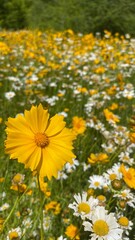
xmin=2 ymin=184 xmax=30 ymax=232
xmin=37 ymin=175 xmax=46 ymax=240
xmin=2 ymin=196 xmax=19 ymax=230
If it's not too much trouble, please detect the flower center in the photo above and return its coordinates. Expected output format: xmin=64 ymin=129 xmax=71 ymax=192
xmin=121 ymin=192 xmax=127 ymax=198
xmin=97 ymin=195 xmax=106 ymax=202
xmin=35 ymin=133 xmax=49 ymax=148
xmin=94 ymin=181 xmax=100 ymax=187
xmin=9 ymin=231 xmax=19 ymax=239
xmin=109 ymin=173 xmax=117 ymax=181
xmin=78 ymin=202 xmax=91 ymax=214
xmin=93 ymin=220 xmax=109 ymax=236
xmin=118 ymin=217 xmax=129 ymax=226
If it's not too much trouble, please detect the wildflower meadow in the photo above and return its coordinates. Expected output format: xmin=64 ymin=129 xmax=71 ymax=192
xmin=0 ymin=29 xmax=135 ymax=240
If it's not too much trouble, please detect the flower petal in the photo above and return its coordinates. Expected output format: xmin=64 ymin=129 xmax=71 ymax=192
xmin=24 ymin=104 xmax=49 ymax=133
xmin=45 ymin=114 xmax=65 ymax=136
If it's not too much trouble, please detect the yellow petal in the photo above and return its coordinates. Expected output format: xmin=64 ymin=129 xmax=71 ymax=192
xmin=6 ymin=115 xmax=33 ymax=137
xmin=38 ymin=148 xmax=58 ymax=179
xmin=24 ymin=147 xmax=41 ymax=171
xmin=24 ymin=104 xmax=49 ymax=133
xmin=45 ymin=114 xmax=65 ymax=136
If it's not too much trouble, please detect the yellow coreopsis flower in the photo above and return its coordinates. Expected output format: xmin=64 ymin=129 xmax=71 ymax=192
xmin=129 ymin=132 xmax=135 ymax=143
xmin=39 ymin=176 xmax=51 ymax=196
xmin=5 ymin=104 xmax=76 ymax=180
xmin=45 ymin=201 xmax=61 ymax=215
xmin=120 ymin=164 xmax=135 ymax=189
xmin=65 ymin=224 xmax=80 ymax=239
xmin=103 ymin=108 xmax=120 ymax=123
xmin=109 ymin=103 xmax=118 ymax=110
xmin=88 ymin=153 xmax=109 ymax=165
xmin=72 ymin=116 xmax=86 ymax=135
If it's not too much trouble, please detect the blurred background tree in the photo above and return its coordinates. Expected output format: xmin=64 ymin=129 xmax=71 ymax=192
xmin=0 ymin=0 xmax=135 ymax=36
xmin=0 ymin=0 xmax=30 ymax=29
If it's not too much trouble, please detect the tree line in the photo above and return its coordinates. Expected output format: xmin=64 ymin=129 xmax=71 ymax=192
xmin=0 ymin=0 xmax=135 ymax=36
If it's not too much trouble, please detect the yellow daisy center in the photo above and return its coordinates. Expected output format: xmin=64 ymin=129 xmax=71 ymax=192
xmin=109 ymin=173 xmax=117 ymax=181
xmin=97 ymin=195 xmax=106 ymax=202
xmin=35 ymin=133 xmax=49 ymax=148
xmin=94 ymin=182 xmax=100 ymax=187
xmin=118 ymin=217 xmax=129 ymax=226
xmin=93 ymin=220 xmax=109 ymax=236
xmin=78 ymin=202 xmax=91 ymax=214
xmin=9 ymin=231 xmax=19 ymax=239
xmin=121 ymin=192 xmax=127 ymax=198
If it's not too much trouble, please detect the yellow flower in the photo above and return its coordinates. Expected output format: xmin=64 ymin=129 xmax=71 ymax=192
xmin=10 ymin=183 xmax=32 ymax=195
xmin=39 ymin=176 xmax=51 ymax=196
xmin=12 ymin=173 xmax=25 ymax=185
xmin=109 ymin=103 xmax=118 ymax=110
xmin=120 ymin=164 xmax=135 ymax=189
xmin=5 ymin=104 xmax=76 ymax=180
xmin=9 ymin=231 xmax=19 ymax=239
xmin=72 ymin=116 xmax=86 ymax=135
xmin=103 ymin=108 xmax=120 ymax=123
xmin=118 ymin=216 xmax=129 ymax=227
xmin=77 ymin=87 xmax=88 ymax=93
xmin=94 ymin=66 xmax=106 ymax=74
xmin=65 ymin=224 xmax=80 ymax=239
xmin=45 ymin=201 xmax=61 ymax=214
xmin=0 ymin=177 xmax=4 ymax=183
xmin=0 ymin=41 xmax=10 ymax=54
xmin=88 ymin=153 xmax=109 ymax=165
xmin=129 ymin=132 xmax=135 ymax=143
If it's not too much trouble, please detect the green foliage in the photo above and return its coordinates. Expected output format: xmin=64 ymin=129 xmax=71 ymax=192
xmin=27 ymin=0 xmax=87 ymax=32
xmin=85 ymin=0 xmax=135 ymax=36
xmin=26 ymin=0 xmax=135 ymax=36
xmin=0 ymin=0 xmax=29 ymax=29
xmin=1 ymin=0 xmax=135 ymax=36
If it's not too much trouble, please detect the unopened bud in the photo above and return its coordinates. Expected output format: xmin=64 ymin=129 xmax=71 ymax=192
xmin=111 ymin=179 xmax=123 ymax=190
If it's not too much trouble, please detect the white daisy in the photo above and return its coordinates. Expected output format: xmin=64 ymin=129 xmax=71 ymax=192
xmin=69 ymin=192 xmax=98 ymax=220
xmin=118 ymin=152 xmax=134 ymax=166
xmin=22 ymin=217 xmax=33 ymax=229
xmin=7 ymin=227 xmax=22 ymax=240
xmin=0 ymin=203 xmax=10 ymax=211
xmin=103 ymin=163 xmax=122 ymax=184
xmin=101 ymin=142 xmax=117 ymax=153
xmin=82 ymin=162 xmax=91 ymax=171
xmin=83 ymin=206 xmax=123 ymax=240
xmin=64 ymin=159 xmax=79 ymax=173
xmin=57 ymin=236 xmax=67 ymax=240
xmin=118 ymin=215 xmax=133 ymax=236
xmin=113 ymin=189 xmax=135 ymax=208
xmin=5 ymin=91 xmax=15 ymax=100
xmin=88 ymin=175 xmax=107 ymax=189
xmin=42 ymin=215 xmax=51 ymax=231
xmin=57 ymin=170 xmax=68 ymax=180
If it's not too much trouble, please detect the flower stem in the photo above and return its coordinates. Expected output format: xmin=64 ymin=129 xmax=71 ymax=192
xmin=2 ymin=196 xmax=19 ymax=230
xmin=2 ymin=185 xmax=30 ymax=232
xmin=37 ymin=175 xmax=45 ymax=240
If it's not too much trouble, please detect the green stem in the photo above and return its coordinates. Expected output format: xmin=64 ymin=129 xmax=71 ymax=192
xmin=37 ymin=175 xmax=46 ymax=240
xmin=2 ymin=196 xmax=19 ymax=230
xmin=2 ymin=185 xmax=30 ymax=232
